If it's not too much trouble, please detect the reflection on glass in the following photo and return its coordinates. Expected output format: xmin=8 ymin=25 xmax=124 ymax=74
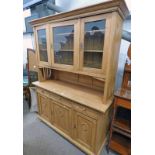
xmin=53 ymin=25 xmax=74 ymax=65
xmin=83 ymin=20 xmax=106 ymax=69
xmin=37 ymin=29 xmax=48 ymax=62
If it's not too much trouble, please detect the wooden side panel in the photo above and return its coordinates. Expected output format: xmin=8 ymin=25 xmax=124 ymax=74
xmin=95 ymin=106 xmax=113 ymax=153
xmin=103 ymin=12 xmax=123 ymax=103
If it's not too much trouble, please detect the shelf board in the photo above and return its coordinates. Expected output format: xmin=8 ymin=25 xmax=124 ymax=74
xmin=109 ymin=132 xmax=131 ymax=155
xmin=113 ymin=127 xmax=131 ymax=138
xmin=113 ymin=118 xmax=131 ymax=133
xmin=33 ymin=80 xmax=111 ymax=113
xmin=56 ymin=32 xmax=74 ymax=36
xmin=39 ymin=48 xmax=47 ymax=51
xmin=85 ymin=29 xmax=105 ymax=33
xmin=84 ymin=50 xmax=103 ymax=52
xmin=55 ymin=49 xmax=73 ymax=52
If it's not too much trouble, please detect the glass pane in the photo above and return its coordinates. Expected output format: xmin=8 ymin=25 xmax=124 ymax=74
xmin=53 ymin=25 xmax=74 ymax=65
xmin=37 ymin=29 xmax=48 ymax=62
xmin=83 ymin=20 xmax=106 ymax=69
xmin=84 ymin=52 xmax=103 ymax=69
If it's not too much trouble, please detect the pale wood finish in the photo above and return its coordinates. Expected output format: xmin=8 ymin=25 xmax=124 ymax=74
xmin=50 ymin=20 xmax=79 ymax=70
xmin=53 ymin=100 xmax=72 ymax=136
xmin=79 ymin=14 xmax=111 ymax=75
xmin=37 ymin=93 xmax=51 ymax=122
xmin=103 ymin=12 xmax=123 ymax=103
xmin=36 ymin=87 xmax=112 ymax=155
xmin=33 ymin=80 xmax=112 ymax=113
xmin=73 ymin=111 xmax=97 ymax=151
xmin=35 ymin=24 xmax=51 ymax=67
xmin=38 ymin=66 xmax=106 ymax=79
xmin=31 ymin=1 xmax=129 ymax=155
xmin=54 ymin=70 xmax=105 ymax=92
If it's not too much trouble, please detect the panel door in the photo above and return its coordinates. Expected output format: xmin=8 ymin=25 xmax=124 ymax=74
xmin=53 ymin=101 xmax=72 ymax=136
xmin=38 ymin=93 xmax=51 ymax=122
xmin=73 ymin=111 xmax=97 ymax=151
xmin=50 ymin=20 xmax=79 ymax=70
xmin=35 ymin=25 xmax=51 ymax=66
xmin=80 ymin=14 xmax=110 ymax=75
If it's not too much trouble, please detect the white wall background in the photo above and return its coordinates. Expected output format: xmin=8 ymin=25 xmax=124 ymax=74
xmin=56 ymin=0 xmax=131 ymax=11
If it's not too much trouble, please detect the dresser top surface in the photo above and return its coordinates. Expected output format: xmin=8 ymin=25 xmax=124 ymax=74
xmin=33 ymin=80 xmax=112 ymax=113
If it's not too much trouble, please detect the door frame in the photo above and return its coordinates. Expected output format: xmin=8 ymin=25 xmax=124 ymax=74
xmin=79 ymin=14 xmax=111 ymax=75
xmin=49 ymin=19 xmax=80 ymax=71
xmin=35 ymin=24 xmax=51 ymax=67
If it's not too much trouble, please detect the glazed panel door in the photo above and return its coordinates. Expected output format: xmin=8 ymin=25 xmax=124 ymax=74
xmin=50 ymin=20 xmax=79 ymax=70
xmin=35 ymin=25 xmax=51 ymax=66
xmin=80 ymin=14 xmax=110 ymax=75
xmin=73 ymin=111 xmax=97 ymax=151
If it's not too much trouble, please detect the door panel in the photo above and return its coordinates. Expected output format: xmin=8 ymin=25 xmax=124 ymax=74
xmin=53 ymin=102 xmax=72 ymax=136
xmin=38 ymin=94 xmax=51 ymax=122
xmin=80 ymin=14 xmax=110 ymax=75
xmin=35 ymin=25 xmax=51 ymax=66
xmin=74 ymin=111 xmax=96 ymax=151
xmin=50 ymin=20 xmax=79 ymax=70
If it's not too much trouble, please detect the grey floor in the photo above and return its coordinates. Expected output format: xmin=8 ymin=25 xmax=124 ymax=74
xmin=23 ymin=100 xmax=117 ymax=155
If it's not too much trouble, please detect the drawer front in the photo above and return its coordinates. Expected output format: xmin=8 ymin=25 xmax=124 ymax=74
xmin=36 ymin=87 xmax=72 ymax=108
xmin=73 ymin=104 xmax=99 ymax=119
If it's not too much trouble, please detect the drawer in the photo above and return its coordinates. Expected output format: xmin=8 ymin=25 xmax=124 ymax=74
xmin=37 ymin=88 xmax=50 ymax=97
xmin=73 ymin=103 xmax=99 ymax=119
xmin=37 ymin=88 xmax=72 ymax=108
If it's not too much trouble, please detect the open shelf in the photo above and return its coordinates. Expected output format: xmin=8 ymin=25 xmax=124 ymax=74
xmin=84 ymin=50 xmax=103 ymax=52
xmin=113 ymin=127 xmax=131 ymax=138
xmin=113 ymin=118 xmax=131 ymax=133
xmin=57 ymin=49 xmax=73 ymax=52
xmin=56 ymin=32 xmax=74 ymax=36
xmin=109 ymin=132 xmax=131 ymax=155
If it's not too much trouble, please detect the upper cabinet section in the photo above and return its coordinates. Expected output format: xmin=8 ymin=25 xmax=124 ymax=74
xmin=32 ymin=0 xmax=129 ymax=78
xmin=50 ymin=20 xmax=78 ymax=69
xmin=35 ymin=25 xmax=51 ymax=66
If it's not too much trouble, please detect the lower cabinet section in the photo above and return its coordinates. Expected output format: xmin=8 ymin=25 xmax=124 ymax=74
xmin=37 ymin=89 xmax=110 ymax=155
